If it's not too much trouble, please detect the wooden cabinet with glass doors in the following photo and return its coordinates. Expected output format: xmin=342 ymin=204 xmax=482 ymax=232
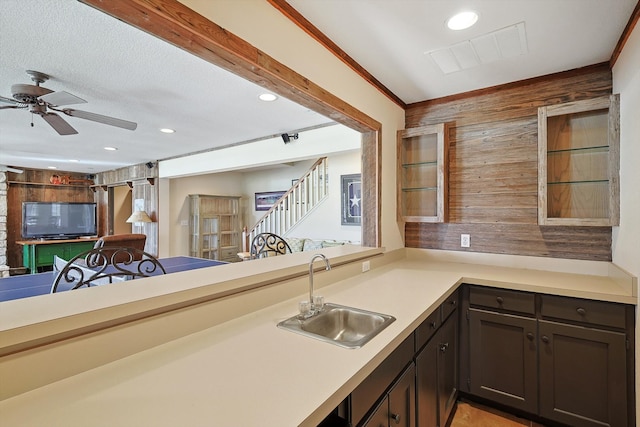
xmin=189 ymin=194 xmax=241 ymax=262
xmin=538 ymin=94 xmax=619 ymax=226
xmin=397 ymin=123 xmax=449 ymax=222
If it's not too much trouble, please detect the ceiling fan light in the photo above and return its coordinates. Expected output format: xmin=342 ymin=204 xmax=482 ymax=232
xmin=447 ymin=11 xmax=478 ymax=30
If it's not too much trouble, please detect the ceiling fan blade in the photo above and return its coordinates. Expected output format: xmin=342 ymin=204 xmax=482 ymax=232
xmin=61 ymin=108 xmax=137 ymax=130
xmin=41 ymin=112 xmax=78 ymax=135
xmin=0 ymin=105 xmax=27 ymax=110
xmin=0 ymin=95 xmax=21 ymax=105
xmin=39 ymin=91 xmax=86 ymax=107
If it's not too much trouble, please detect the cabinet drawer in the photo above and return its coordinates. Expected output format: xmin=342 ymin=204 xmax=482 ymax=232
xmin=220 ymin=247 xmax=238 ymax=259
xmin=469 ymin=286 xmax=535 ymax=315
xmin=540 ymin=294 xmax=626 ymax=329
xmin=441 ymin=289 xmax=458 ymax=322
xmin=415 ymin=309 xmax=440 ymax=352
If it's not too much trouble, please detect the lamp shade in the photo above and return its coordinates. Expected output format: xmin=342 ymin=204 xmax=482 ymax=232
xmin=126 ymin=210 xmax=153 ymax=223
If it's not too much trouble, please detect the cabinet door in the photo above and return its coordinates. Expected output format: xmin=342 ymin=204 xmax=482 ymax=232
xmin=538 ymin=320 xmax=627 ymax=427
xmin=468 ymin=308 xmax=537 ymax=413
xmin=388 ymin=363 xmax=416 ymax=427
xmin=437 ymin=314 xmax=457 ymax=427
xmin=416 ymin=337 xmax=438 ymax=427
xmin=361 ymin=396 xmax=389 ymax=427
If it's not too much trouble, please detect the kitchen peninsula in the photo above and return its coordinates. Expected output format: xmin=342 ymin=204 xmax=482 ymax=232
xmin=0 ymin=246 xmax=635 ymax=426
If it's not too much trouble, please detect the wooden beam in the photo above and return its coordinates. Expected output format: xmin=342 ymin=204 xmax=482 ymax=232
xmin=78 ymin=0 xmax=380 ymax=133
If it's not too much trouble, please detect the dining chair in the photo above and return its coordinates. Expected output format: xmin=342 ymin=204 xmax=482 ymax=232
xmin=249 ymin=232 xmax=292 ymax=259
xmin=51 ymin=246 xmax=165 ymax=293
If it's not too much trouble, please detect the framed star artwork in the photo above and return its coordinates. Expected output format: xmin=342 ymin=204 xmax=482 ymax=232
xmin=341 ymin=174 xmax=362 ymax=226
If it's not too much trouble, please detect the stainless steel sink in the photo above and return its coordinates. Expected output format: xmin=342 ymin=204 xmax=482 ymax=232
xmin=277 ymin=303 xmax=396 ymax=349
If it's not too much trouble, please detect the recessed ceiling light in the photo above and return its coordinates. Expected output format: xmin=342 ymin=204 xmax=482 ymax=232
xmin=259 ymin=93 xmax=278 ymax=102
xmin=68 ymin=159 xmax=79 ymax=162
xmin=160 ymin=128 xmax=175 ymax=134
xmin=447 ymin=11 xmax=478 ymax=30
xmin=104 ymin=146 xmax=118 ymax=151
xmin=47 ymin=166 xmax=57 ymax=170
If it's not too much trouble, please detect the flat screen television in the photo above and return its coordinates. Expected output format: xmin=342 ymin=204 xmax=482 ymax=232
xmin=22 ymin=202 xmax=98 ymax=240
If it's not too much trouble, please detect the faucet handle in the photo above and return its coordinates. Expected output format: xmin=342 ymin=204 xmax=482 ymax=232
xmin=298 ymin=300 xmax=312 ymax=317
xmin=312 ymin=295 xmax=324 ymax=311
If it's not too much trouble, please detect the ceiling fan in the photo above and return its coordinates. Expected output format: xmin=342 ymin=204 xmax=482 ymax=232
xmin=0 ymin=70 xmax=137 ymax=135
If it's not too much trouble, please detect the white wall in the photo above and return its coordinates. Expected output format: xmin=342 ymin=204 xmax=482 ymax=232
xmin=612 ymin=22 xmax=640 ymax=425
xmin=242 ymin=151 xmax=362 ymax=243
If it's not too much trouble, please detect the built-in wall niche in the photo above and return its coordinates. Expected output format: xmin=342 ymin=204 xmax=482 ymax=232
xmin=538 ymin=94 xmax=620 ymax=226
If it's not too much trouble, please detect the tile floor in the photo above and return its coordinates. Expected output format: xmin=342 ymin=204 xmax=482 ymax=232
xmin=450 ymin=401 xmax=546 ymax=427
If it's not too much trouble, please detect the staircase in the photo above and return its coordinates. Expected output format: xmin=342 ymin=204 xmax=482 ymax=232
xmin=246 ymin=157 xmax=329 ymax=246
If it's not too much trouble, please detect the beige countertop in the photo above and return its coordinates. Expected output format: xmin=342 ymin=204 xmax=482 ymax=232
xmin=0 ymin=249 xmax=635 ymax=426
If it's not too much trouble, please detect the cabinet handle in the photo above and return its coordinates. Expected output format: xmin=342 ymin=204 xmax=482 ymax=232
xmin=450 ymin=300 xmax=457 ymax=306
xmin=440 ymin=342 xmax=449 ymax=352
xmin=430 ymin=321 xmax=437 ymax=329
xmin=541 ymin=335 xmax=550 ymax=343
xmin=526 ymin=332 xmax=534 ymax=341
xmin=391 ymin=413 xmax=401 ymax=424
xmin=576 ymin=307 xmax=586 ymax=315
xmin=496 ymin=296 xmax=504 ymax=304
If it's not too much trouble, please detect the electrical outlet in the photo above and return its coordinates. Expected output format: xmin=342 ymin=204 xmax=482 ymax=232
xmin=461 ymin=234 xmax=470 ymax=248
xmin=362 ymin=260 xmax=370 ymax=272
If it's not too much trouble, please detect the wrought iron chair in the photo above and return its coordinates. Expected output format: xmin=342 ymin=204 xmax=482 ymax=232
xmin=249 ymin=232 xmax=292 ymax=259
xmin=51 ymin=246 xmax=166 ymax=293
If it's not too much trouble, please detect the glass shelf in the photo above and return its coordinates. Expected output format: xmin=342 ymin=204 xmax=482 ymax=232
xmin=547 ymin=145 xmax=609 ymax=154
xmin=548 ymin=179 xmax=609 ymax=185
xmin=402 ymin=187 xmax=438 ymax=192
xmin=402 ymin=161 xmax=438 ymax=168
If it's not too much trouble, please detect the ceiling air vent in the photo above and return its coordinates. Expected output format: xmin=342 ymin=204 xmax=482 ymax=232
xmin=427 ymin=22 xmax=528 ymax=74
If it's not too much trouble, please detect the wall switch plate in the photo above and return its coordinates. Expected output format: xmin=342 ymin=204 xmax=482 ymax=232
xmin=180 ymin=220 xmax=189 ymax=226
xmin=362 ymin=260 xmax=370 ymax=272
xmin=461 ymin=234 xmax=470 ymax=248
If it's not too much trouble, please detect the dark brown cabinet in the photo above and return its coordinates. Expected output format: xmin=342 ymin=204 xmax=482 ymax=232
xmin=538 ymin=294 xmax=630 ymax=427
xmin=468 ymin=309 xmax=537 ymax=413
xmin=462 ymin=285 xmax=634 ymax=427
xmin=361 ymin=364 xmax=416 ymax=427
xmin=416 ymin=291 xmax=459 ymax=427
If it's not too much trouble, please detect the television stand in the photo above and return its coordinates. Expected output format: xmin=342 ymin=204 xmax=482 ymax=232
xmin=16 ymin=238 xmax=100 ymax=274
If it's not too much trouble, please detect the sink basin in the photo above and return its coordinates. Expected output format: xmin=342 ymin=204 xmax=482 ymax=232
xmin=277 ymin=303 xmax=396 ymax=349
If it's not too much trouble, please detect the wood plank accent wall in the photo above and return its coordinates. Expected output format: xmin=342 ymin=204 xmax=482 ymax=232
xmin=404 ymin=65 xmax=614 ymax=261
xmin=94 ymin=163 xmax=159 ymax=256
xmin=6 ymin=169 xmax=94 ymax=269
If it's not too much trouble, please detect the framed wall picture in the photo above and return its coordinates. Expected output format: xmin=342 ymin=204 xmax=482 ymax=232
xmin=341 ymin=174 xmax=362 ymax=225
xmin=255 ymin=191 xmax=286 ymax=211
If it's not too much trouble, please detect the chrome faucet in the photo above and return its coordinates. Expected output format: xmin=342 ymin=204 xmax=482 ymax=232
xmin=306 ymin=253 xmax=331 ymax=315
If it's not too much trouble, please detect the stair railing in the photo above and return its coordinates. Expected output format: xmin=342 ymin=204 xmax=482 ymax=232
xmin=248 ymin=157 xmax=328 ymax=244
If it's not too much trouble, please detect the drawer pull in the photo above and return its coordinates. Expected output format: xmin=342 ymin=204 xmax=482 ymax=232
xmin=541 ymin=335 xmax=550 ymax=343
xmin=391 ymin=413 xmax=401 ymax=424
xmin=576 ymin=307 xmax=586 ymax=315
xmin=450 ymin=300 xmax=457 ymax=306
xmin=496 ymin=296 xmax=504 ymax=304
xmin=526 ymin=332 xmax=534 ymax=341
xmin=440 ymin=342 xmax=449 ymax=353
xmin=430 ymin=321 xmax=437 ymax=329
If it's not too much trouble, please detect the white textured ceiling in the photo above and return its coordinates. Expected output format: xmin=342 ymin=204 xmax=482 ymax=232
xmin=0 ymin=0 xmax=332 ymax=173
xmin=0 ymin=0 xmax=636 ymax=174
